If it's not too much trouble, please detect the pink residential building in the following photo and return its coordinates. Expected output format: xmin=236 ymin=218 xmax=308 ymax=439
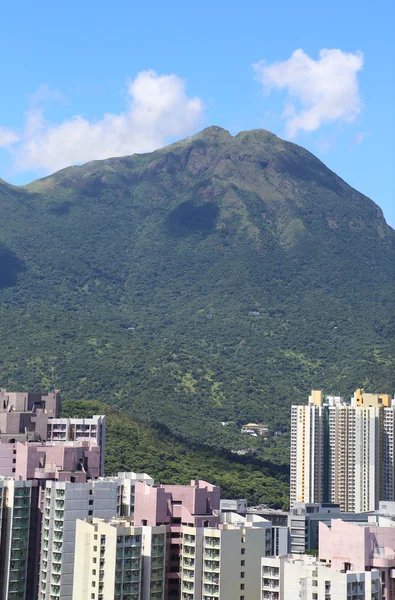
xmin=134 ymin=479 xmax=220 ymax=599
xmin=134 ymin=479 xmax=220 ymax=528
xmin=320 ymin=519 xmax=395 ymax=599
xmin=0 ymin=439 xmax=101 ymax=481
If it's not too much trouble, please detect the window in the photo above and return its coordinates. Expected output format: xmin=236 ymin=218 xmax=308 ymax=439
xmin=241 ymin=572 xmax=245 ymax=578
xmin=89 ymin=510 xmax=93 ymax=516
xmin=241 ymin=560 xmax=245 ymax=566
xmin=241 ymin=548 xmax=245 ymax=555
xmin=240 ymin=584 xmax=244 ymax=590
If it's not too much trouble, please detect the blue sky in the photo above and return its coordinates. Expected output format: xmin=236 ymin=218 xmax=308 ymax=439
xmin=0 ymin=0 xmax=394 ymax=225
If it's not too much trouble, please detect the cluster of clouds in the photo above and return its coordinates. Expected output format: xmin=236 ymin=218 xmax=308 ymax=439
xmin=254 ymin=48 xmax=363 ymax=138
xmin=1 ymin=49 xmax=365 ymax=175
xmin=2 ymin=71 xmax=204 ymax=173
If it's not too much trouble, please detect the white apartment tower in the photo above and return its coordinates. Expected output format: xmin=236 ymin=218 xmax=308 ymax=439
xmin=290 ymin=390 xmax=326 ymax=508
xmin=290 ymin=389 xmax=394 ymax=512
xmin=39 ymin=479 xmax=121 ymax=600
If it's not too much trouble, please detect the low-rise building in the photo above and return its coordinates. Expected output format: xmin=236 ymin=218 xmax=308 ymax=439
xmin=289 ymin=502 xmax=372 ymax=553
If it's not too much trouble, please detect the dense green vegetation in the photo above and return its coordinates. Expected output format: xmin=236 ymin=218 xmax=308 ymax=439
xmin=62 ymin=400 xmax=289 ymax=508
xmin=0 ymin=126 xmax=394 ymax=506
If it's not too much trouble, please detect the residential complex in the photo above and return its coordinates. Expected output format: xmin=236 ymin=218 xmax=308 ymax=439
xmin=291 ymin=389 xmax=394 ymax=511
xmin=3 ymin=386 xmax=395 ymax=600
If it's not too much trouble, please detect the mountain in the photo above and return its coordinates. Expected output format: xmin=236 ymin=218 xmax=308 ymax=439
xmin=0 ymin=126 xmax=393 ymax=480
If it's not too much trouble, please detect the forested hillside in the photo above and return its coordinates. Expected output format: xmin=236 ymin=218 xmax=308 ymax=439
xmin=0 ymin=127 xmax=393 ymax=502
xmin=62 ymin=400 xmax=289 ymax=507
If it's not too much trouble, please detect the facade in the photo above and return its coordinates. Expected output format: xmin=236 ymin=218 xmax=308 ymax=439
xmin=73 ymin=518 xmax=166 ymax=600
xmin=269 ymin=526 xmax=288 ymax=557
xmin=0 ymin=478 xmax=41 ymax=600
xmin=291 ymin=389 xmax=394 ymax=511
xmin=261 ymin=554 xmax=381 ymax=600
xmin=117 ymin=472 xmax=155 ymax=517
xmin=39 ymin=479 xmax=121 ymax=600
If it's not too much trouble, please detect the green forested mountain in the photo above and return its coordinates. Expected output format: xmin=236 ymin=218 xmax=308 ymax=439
xmin=0 ymin=126 xmax=394 ymax=504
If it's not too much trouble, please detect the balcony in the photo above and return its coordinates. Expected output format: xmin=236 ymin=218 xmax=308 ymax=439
xmin=204 ymin=550 xmax=220 ymax=560
xmin=371 ymin=549 xmax=395 ymax=568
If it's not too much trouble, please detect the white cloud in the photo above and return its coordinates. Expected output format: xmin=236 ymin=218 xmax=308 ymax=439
xmin=254 ymin=49 xmax=364 ymax=137
xmin=0 ymin=127 xmax=19 ymax=147
xmin=11 ymin=71 xmax=204 ymax=173
xmin=354 ymin=130 xmax=372 ymax=144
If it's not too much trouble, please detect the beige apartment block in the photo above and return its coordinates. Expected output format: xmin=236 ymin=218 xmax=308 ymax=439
xmin=73 ymin=518 xmax=166 ymax=600
xmin=181 ymin=518 xmax=272 ymax=600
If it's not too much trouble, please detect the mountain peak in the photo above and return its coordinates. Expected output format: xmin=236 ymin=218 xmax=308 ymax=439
xmin=188 ymin=125 xmax=233 ymax=143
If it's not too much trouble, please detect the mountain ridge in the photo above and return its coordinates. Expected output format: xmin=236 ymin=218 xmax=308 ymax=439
xmin=0 ymin=126 xmax=393 ymax=482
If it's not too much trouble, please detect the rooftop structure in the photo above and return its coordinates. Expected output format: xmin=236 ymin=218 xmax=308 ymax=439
xmin=0 ymin=388 xmax=61 ymax=442
xmin=133 ymin=479 xmax=221 ymax=528
xmin=261 ymin=553 xmax=380 ymax=600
